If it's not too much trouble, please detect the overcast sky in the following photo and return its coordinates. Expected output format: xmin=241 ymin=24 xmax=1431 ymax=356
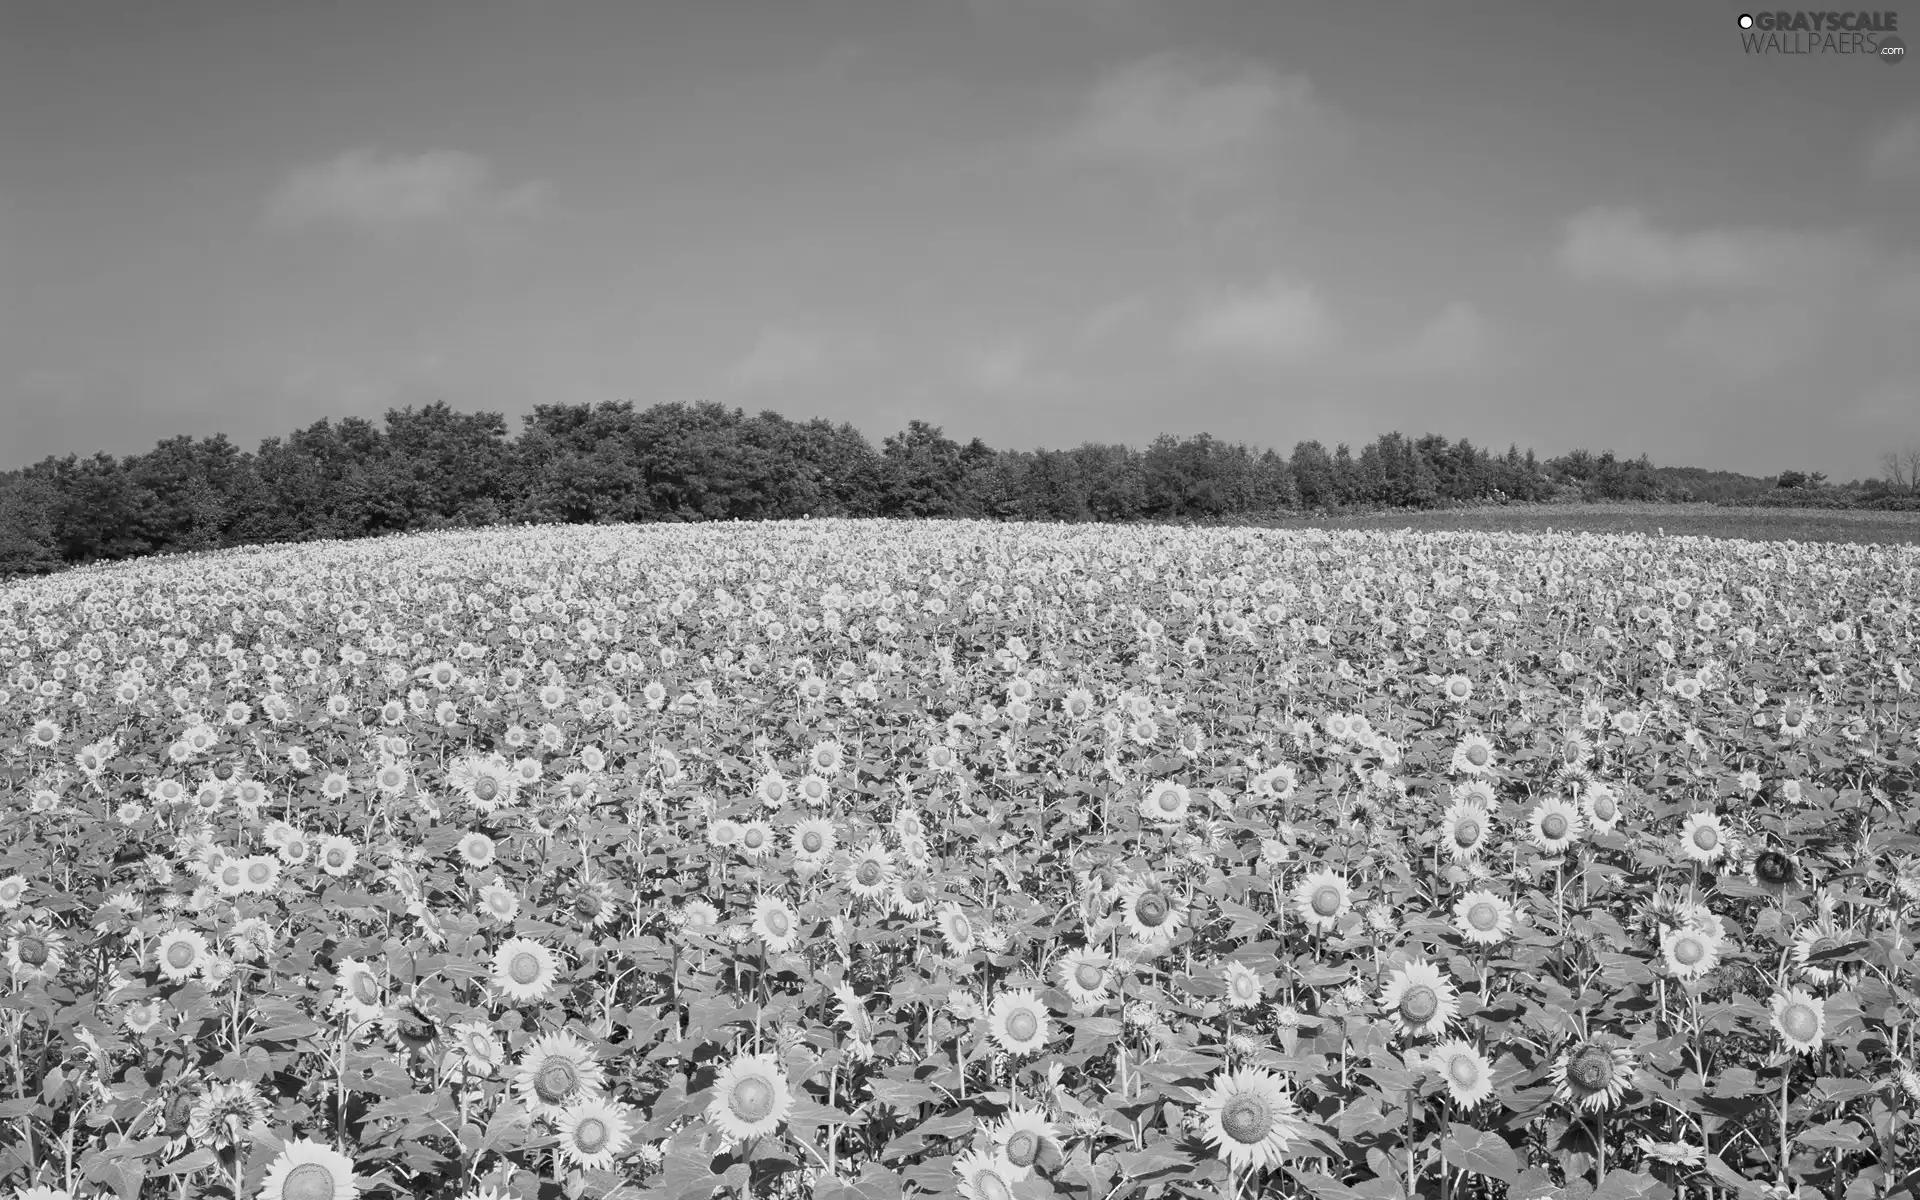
xmin=2 ymin=0 xmax=1916 ymax=479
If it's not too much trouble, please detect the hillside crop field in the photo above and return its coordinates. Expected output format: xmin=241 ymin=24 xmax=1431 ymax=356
xmin=2 ymin=520 xmax=1918 ymax=1200
xmin=1251 ymin=503 xmax=1920 ymax=547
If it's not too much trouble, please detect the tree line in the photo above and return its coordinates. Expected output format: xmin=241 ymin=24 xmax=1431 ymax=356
xmin=0 ymin=398 xmax=1871 ymax=577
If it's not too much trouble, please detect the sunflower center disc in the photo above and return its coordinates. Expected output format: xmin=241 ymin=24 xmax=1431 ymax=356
xmin=1136 ymin=894 xmax=1168 ymax=926
xmin=951 ymin=916 xmax=971 ymax=941
xmin=510 ymin=953 xmax=541 ymax=984
xmin=1400 ymin=986 xmax=1439 ymax=1023
xmin=1311 ymin=887 xmax=1341 ymax=917
xmin=475 ymin=778 xmax=498 ymax=801
xmin=167 ymin=943 xmax=195 ymax=968
xmin=976 ymin=1170 xmax=1014 ymax=1200
xmin=802 ymin=834 xmax=823 ymax=853
xmin=1542 ymin=814 xmax=1567 ymax=840
xmin=857 ymin=862 xmax=883 ymax=886
xmin=1757 ymin=853 xmax=1793 ymax=885
xmin=18 ymin=937 xmax=47 ymax=966
xmin=536 ymin=1059 xmax=579 ymax=1103
xmin=745 ymin=830 xmax=764 ymax=848
xmin=282 ymin=1162 xmax=338 ymax=1200
xmin=576 ymin=895 xmax=601 ymax=919
xmin=327 ymin=852 xmax=346 ymax=868
xmin=224 ymin=867 xmax=243 ymax=887
xmin=767 ymin=910 xmax=789 ymax=936
xmin=1007 ymin=1010 xmax=1039 ymax=1042
xmin=1467 ymin=746 xmax=1487 ymax=765
xmin=1233 ymin=976 xmax=1258 ymax=1001
xmin=730 ymin=1076 xmax=774 ymax=1121
xmin=1455 ymin=820 xmax=1481 ymax=846
xmin=250 ymin=863 xmax=272 ymax=882
xmin=1220 ymin=1092 xmax=1273 ymax=1144
xmin=1569 ymin=1046 xmax=1614 ymax=1091
xmin=1783 ymin=1004 xmax=1819 ymax=1041
xmin=1784 ymin=708 xmax=1802 ymax=726
xmin=1006 ymin=1129 xmax=1039 ymax=1164
xmin=1468 ymin=902 xmax=1498 ymax=930
xmin=1158 ymin=792 xmax=1180 ymax=812
xmin=1675 ymin=937 xmax=1704 ymax=965
xmin=1075 ymin=964 xmax=1104 ymax=990
xmin=1594 ymin=796 xmax=1615 ymax=821
xmin=1693 ymin=827 xmax=1719 ymax=850
xmin=574 ymin=1117 xmax=608 ymax=1153
xmin=1449 ymin=1055 xmax=1479 ymax=1087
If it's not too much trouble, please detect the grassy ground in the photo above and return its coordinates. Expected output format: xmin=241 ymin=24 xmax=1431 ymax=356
xmin=1244 ymin=501 xmax=1920 ymax=545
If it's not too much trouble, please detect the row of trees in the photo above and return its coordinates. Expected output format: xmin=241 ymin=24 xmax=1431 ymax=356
xmin=0 ymin=399 xmax=1828 ymax=576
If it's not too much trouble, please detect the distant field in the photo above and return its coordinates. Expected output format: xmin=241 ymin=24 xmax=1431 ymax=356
xmin=1247 ymin=500 xmax=1920 ymax=544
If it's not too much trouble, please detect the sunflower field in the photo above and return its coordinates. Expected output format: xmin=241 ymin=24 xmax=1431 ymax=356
xmin=1 ymin=520 xmax=1917 ymax=1200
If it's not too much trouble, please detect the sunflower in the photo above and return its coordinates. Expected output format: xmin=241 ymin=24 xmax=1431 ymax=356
xmin=1748 ymin=849 xmax=1798 ymax=898
xmin=1118 ymin=876 xmax=1186 ymax=944
xmin=186 ymin=1079 xmax=269 ymax=1150
xmin=987 ymin=1106 xmax=1055 ymax=1180
xmin=477 ymin=878 xmax=519 ymax=924
xmin=679 ymin=898 xmax=721 ymax=931
xmin=737 ymin=819 xmax=777 ymax=861
xmin=1527 ymin=798 xmax=1583 ymax=855
xmin=833 ymin=981 xmax=874 ymax=1043
xmin=555 ymin=1096 xmax=631 ymax=1171
xmin=1790 ymin=918 xmax=1847 ymax=986
xmin=987 ymin=988 xmax=1051 ymax=1056
xmin=227 ymin=916 xmax=274 ymax=963
xmin=1677 ymin=811 xmax=1728 ymax=865
xmin=1378 ymin=958 xmax=1459 ymax=1041
xmin=1140 ymin=780 xmax=1192 ymax=824
xmin=935 ymin=903 xmax=976 ymax=955
xmin=278 ymin=833 xmax=312 ymax=868
xmin=1550 ymin=1037 xmax=1636 ymax=1112
xmin=846 ymin=843 xmax=896 ymax=901
xmin=1452 ymin=890 xmax=1514 ymax=946
xmin=1294 ymin=870 xmax=1352 ymax=935
xmin=1441 ymin=674 xmax=1474 ymax=705
xmin=1439 ymin=802 xmax=1490 ymax=861
xmin=4 ymin=923 xmax=65 ymax=983
xmin=446 ymin=1020 xmax=504 ymax=1076
xmin=456 ymin=832 xmax=497 ymax=869
xmin=1449 ymin=734 xmax=1497 ymax=776
xmin=1660 ymin=925 xmax=1722 ymax=982
xmin=1057 ymin=948 xmax=1113 ymax=1007
xmin=515 ymin=1031 xmax=607 ymax=1120
xmin=752 ymin=895 xmax=801 ymax=954
xmin=1427 ymin=1039 xmax=1495 ymax=1108
xmin=707 ymin=1052 xmax=792 ymax=1141
xmin=954 ymin=1149 xmax=1020 ymax=1200
xmin=566 ymin=878 xmax=619 ymax=930
xmin=755 ymin=771 xmax=789 ymax=808
xmin=1581 ymin=782 xmax=1622 ymax=833
xmin=448 ymin=754 xmax=517 ymax=813
xmin=156 ymin=928 xmax=209 ymax=983
xmin=213 ymin=857 xmax=248 ymax=898
xmin=790 ymin=817 xmax=836 ymax=865
xmin=490 ymin=938 xmax=560 ymax=1003
xmin=891 ymin=876 xmax=935 ymax=920
xmin=241 ymin=855 xmax=282 ymax=895
xmin=1221 ymin=960 xmax=1265 ymax=1010
xmin=259 ymin=1138 xmax=358 ymax=1200
xmin=333 ymin=959 xmax=384 ymax=1023
xmin=1771 ymin=988 xmax=1826 ymax=1054
xmin=1196 ymin=1067 xmax=1304 ymax=1175
xmin=316 ymin=835 xmax=359 ymax=878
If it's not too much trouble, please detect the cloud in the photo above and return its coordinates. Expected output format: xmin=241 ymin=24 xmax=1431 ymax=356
xmin=1177 ymin=278 xmax=1337 ymax=364
xmin=723 ymin=328 xmax=872 ymax=391
xmin=1670 ymin=302 xmax=1824 ymax=380
xmin=1376 ymin=302 xmax=1492 ymax=376
xmin=1556 ymin=207 xmax=1865 ymax=291
xmin=1867 ymin=111 xmax=1920 ymax=180
xmin=1061 ymin=55 xmax=1331 ymax=175
xmin=267 ymin=149 xmax=550 ymax=229
xmin=962 ymin=338 xmax=1073 ymax=396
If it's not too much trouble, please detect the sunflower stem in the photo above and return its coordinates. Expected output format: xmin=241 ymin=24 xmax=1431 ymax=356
xmin=1777 ymin=1058 xmax=1791 ymax=1190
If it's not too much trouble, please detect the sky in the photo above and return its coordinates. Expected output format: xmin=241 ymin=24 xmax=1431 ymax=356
xmin=1 ymin=0 xmax=1917 ymax=480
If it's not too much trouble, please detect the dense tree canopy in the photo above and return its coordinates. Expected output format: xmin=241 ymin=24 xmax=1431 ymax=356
xmin=0 ymin=397 xmax=1883 ymax=577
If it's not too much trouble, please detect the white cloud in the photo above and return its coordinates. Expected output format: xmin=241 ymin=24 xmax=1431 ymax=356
xmin=962 ymin=338 xmax=1072 ymax=396
xmin=1177 ymin=278 xmax=1337 ymax=364
xmin=1867 ymin=111 xmax=1920 ymax=180
xmin=1557 ymin=207 xmax=1865 ymax=291
xmin=1376 ymin=302 xmax=1492 ymax=376
xmin=267 ymin=148 xmax=550 ymax=229
xmin=723 ymin=328 xmax=873 ymax=391
xmin=1062 ymin=55 xmax=1331 ymax=173
xmin=1671 ymin=302 xmax=1824 ymax=380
